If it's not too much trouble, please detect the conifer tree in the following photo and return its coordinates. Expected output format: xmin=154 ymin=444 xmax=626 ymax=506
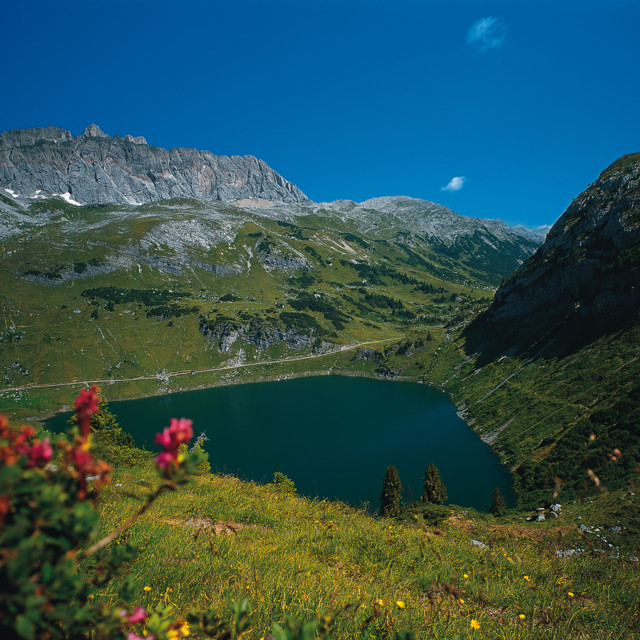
xmin=380 ymin=465 xmax=403 ymax=517
xmin=422 ymin=463 xmax=448 ymax=504
xmin=490 ymin=487 xmax=507 ymax=516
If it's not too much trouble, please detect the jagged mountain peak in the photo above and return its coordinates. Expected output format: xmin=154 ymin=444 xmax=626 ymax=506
xmin=81 ymin=123 xmax=109 ymax=138
xmin=0 ymin=125 xmax=308 ymax=207
xmin=0 ymin=126 xmax=73 ymax=148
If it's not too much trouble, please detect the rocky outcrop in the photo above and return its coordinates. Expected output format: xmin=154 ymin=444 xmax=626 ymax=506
xmin=200 ymin=317 xmax=332 ymax=353
xmin=478 ymin=152 xmax=640 ymax=333
xmin=0 ymin=124 xmax=308 ymax=206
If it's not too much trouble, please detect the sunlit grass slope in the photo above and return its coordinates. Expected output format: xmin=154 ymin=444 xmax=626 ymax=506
xmin=92 ymin=462 xmax=640 ymax=639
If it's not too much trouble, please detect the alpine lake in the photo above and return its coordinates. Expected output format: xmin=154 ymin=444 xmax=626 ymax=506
xmin=47 ymin=376 xmax=515 ymax=512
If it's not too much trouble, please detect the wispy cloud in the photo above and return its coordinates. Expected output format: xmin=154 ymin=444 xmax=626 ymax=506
xmin=466 ymin=17 xmax=507 ymax=52
xmin=441 ymin=176 xmax=466 ymax=192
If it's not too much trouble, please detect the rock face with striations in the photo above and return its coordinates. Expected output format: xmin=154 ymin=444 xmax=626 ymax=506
xmin=0 ymin=124 xmax=307 ymax=206
xmin=479 ymin=152 xmax=640 ymax=334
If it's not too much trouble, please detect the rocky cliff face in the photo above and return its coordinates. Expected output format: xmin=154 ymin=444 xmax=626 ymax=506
xmin=479 ymin=152 xmax=640 ymax=335
xmin=0 ymin=124 xmax=307 ymax=206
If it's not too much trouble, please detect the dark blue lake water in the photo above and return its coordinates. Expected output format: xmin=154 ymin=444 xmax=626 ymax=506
xmin=47 ymin=376 xmax=515 ymax=511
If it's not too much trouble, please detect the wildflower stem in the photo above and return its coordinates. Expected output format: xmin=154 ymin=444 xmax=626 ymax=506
xmin=84 ymin=481 xmax=176 ymax=557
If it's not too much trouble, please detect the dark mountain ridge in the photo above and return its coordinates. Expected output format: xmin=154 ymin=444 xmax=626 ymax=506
xmin=0 ymin=124 xmax=308 ymax=206
xmin=465 ymin=151 xmax=640 ymax=359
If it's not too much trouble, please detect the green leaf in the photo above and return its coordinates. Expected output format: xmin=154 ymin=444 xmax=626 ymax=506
xmin=15 ymin=615 xmax=35 ymax=640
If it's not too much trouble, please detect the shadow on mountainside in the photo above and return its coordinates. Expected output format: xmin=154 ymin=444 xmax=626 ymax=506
xmin=461 ymin=308 xmax=639 ymax=368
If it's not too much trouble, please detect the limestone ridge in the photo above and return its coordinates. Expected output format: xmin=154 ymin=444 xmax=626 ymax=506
xmin=0 ymin=124 xmax=308 ymax=206
xmin=472 ymin=152 xmax=640 ymax=344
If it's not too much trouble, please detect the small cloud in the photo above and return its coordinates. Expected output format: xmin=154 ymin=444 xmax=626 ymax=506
xmin=466 ymin=17 xmax=507 ymax=52
xmin=441 ymin=176 xmax=466 ymax=192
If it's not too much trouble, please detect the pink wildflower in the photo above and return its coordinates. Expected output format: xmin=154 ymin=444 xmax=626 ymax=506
xmin=154 ymin=451 xmax=174 ymax=470
xmin=168 ymin=418 xmax=193 ymax=445
xmin=120 ymin=606 xmax=147 ymax=624
xmin=127 ymin=633 xmax=153 ymax=640
xmin=154 ymin=429 xmax=173 ymax=449
xmin=74 ymin=386 xmax=100 ymax=437
xmin=27 ymin=438 xmax=53 ymax=467
xmin=153 ymin=418 xmax=193 ymax=472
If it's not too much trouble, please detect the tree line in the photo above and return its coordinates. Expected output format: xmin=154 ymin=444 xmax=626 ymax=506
xmin=379 ymin=464 xmax=507 ymax=519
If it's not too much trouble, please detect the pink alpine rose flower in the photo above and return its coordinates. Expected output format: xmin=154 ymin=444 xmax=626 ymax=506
xmin=123 ymin=606 xmax=148 ymax=624
xmin=168 ymin=418 xmax=193 ymax=445
xmin=153 ymin=418 xmax=193 ymax=472
xmin=27 ymin=438 xmax=53 ymax=467
xmin=154 ymin=451 xmax=174 ymax=470
xmin=154 ymin=428 xmax=173 ymax=450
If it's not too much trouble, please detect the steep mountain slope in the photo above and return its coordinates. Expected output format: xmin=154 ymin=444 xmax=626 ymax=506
xmin=485 ymin=152 xmax=640 ymax=339
xmin=0 ymin=125 xmax=307 ymax=205
xmin=448 ymin=153 xmax=640 ymax=506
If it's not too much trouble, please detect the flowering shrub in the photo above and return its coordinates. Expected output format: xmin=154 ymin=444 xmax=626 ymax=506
xmin=0 ymin=386 xmax=208 ymax=640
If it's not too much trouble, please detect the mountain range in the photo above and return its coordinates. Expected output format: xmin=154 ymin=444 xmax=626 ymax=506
xmin=0 ymin=124 xmax=306 ymax=205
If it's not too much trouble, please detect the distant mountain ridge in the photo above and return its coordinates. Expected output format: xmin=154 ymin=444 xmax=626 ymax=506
xmin=0 ymin=124 xmax=308 ymax=206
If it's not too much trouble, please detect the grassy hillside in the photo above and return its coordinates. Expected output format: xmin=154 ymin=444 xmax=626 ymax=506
xmin=88 ymin=458 xmax=640 ymax=639
xmin=0 ymin=197 xmax=519 ymax=419
xmin=442 ymin=318 xmax=640 ymax=508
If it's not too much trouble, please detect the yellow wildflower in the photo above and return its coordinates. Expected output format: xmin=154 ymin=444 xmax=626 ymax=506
xmin=471 ymin=619 xmax=480 ymax=630
xmin=458 ymin=598 xmax=465 ymax=604
xmin=143 ymin=586 xmax=151 ymax=592
xmin=396 ymin=600 xmax=406 ymax=609
xmin=519 ymin=614 xmax=526 ymax=620
xmin=375 ymin=599 xmax=384 ymax=606
xmin=568 ymin=591 xmax=574 ymax=598
xmin=523 ymin=575 xmax=530 ymax=582
xmin=463 ymin=573 xmax=469 ymax=579
xmin=167 ymin=622 xmax=190 ymax=640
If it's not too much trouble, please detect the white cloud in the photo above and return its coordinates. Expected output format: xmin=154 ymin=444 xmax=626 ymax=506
xmin=441 ymin=176 xmax=466 ymax=192
xmin=466 ymin=17 xmax=507 ymax=52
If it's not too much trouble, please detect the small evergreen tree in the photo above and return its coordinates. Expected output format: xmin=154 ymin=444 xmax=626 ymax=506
xmin=380 ymin=465 xmax=403 ymax=517
xmin=271 ymin=471 xmax=297 ymax=494
xmin=70 ymin=395 xmax=144 ymax=466
xmin=422 ymin=463 xmax=448 ymax=504
xmin=490 ymin=487 xmax=507 ymax=516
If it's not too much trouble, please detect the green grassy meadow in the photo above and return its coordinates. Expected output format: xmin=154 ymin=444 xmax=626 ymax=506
xmin=88 ymin=459 xmax=640 ymax=639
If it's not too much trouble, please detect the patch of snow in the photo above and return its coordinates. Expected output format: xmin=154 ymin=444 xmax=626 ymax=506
xmin=53 ymin=192 xmax=83 ymax=206
xmin=5 ymin=189 xmax=19 ymax=198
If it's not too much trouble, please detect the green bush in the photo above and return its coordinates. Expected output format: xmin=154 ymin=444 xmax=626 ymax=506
xmin=398 ymin=502 xmax=451 ymax=527
xmin=271 ymin=471 xmax=297 ymax=494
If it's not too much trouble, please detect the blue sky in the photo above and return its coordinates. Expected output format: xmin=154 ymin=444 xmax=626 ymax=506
xmin=2 ymin=0 xmax=639 ymax=228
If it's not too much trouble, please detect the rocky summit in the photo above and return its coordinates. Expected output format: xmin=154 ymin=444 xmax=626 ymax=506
xmin=0 ymin=124 xmax=308 ymax=206
xmin=477 ymin=152 xmax=640 ymax=337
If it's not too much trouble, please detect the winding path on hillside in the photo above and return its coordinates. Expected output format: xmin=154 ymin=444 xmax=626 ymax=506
xmin=0 ymin=337 xmax=402 ymax=393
